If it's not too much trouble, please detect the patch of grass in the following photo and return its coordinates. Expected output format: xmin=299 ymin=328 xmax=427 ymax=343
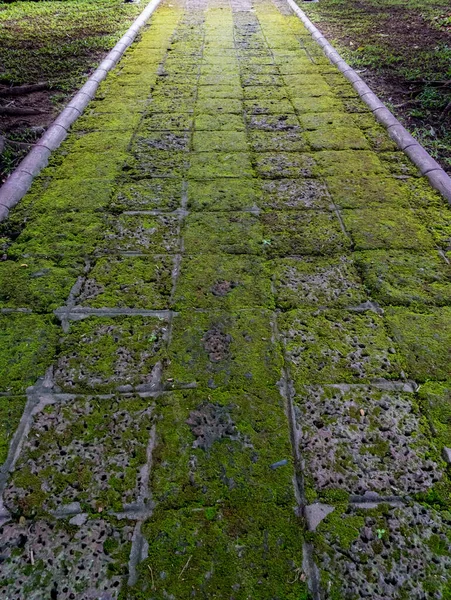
xmin=0 ymin=0 xmax=142 ymax=89
xmin=300 ymin=0 xmax=451 ymax=173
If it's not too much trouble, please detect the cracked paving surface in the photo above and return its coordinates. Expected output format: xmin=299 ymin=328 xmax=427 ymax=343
xmin=0 ymin=0 xmax=451 ymax=597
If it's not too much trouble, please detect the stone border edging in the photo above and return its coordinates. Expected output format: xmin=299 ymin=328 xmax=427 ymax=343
xmin=286 ymin=0 xmax=451 ymax=204
xmin=0 ymin=0 xmax=163 ymax=221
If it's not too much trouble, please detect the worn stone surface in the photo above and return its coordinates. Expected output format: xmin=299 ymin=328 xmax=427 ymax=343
xmin=1 ymin=0 xmax=451 ymax=596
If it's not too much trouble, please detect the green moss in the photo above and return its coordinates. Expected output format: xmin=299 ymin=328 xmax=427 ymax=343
xmin=418 ymin=381 xmax=451 ymax=448
xmin=165 ymin=309 xmax=283 ymax=392
xmin=292 ymin=96 xmax=344 ymax=114
xmin=418 ymin=205 xmax=451 ymax=250
xmin=280 ymin=309 xmax=405 ymax=384
xmin=316 ymin=510 xmax=365 ymax=550
xmin=189 ymin=152 xmax=254 ymax=179
xmin=30 ymin=178 xmax=113 ymax=214
xmin=195 ymin=97 xmax=243 ymax=115
xmin=199 ymin=73 xmax=241 ymax=87
xmin=273 ymin=255 xmax=366 ymax=309
xmin=187 ymin=179 xmax=262 ymax=212
xmin=0 ymin=397 xmax=26 ymax=465
xmin=129 ymin=503 xmax=307 ymax=599
xmin=77 ymin=255 xmax=173 ymax=309
xmin=192 ymin=131 xmax=248 ymax=152
xmin=242 ymin=85 xmax=289 ymax=101
xmin=325 ymin=175 xmax=410 ymax=209
xmin=197 ymin=85 xmax=243 ymax=100
xmin=71 ymin=110 xmax=142 ymax=132
xmin=384 ymin=307 xmax=451 ymax=381
xmin=0 ymin=258 xmax=78 ymax=312
xmin=305 ymin=127 xmax=370 ymax=151
xmin=354 ymin=250 xmax=451 ymax=307
xmin=10 ymin=211 xmax=103 ymax=267
xmin=0 ymin=314 xmax=58 ymax=394
xmin=68 ymin=131 xmax=132 ymax=155
xmin=284 ymin=82 xmax=332 ymax=98
xmin=261 ymin=211 xmax=351 ymax=257
xmin=54 ymin=315 xmax=167 ymax=393
xmin=151 ymin=389 xmax=294 ymax=509
xmin=194 ymin=113 xmax=245 ymax=131
xmin=298 ymin=111 xmax=357 ymax=131
xmin=341 ymin=207 xmax=434 ymax=250
xmin=53 ymin=150 xmax=128 ymax=181
xmin=179 ymin=252 xmax=272 ymax=307
xmin=183 ymin=212 xmax=263 ymax=255
xmin=312 ymin=150 xmax=385 ymax=176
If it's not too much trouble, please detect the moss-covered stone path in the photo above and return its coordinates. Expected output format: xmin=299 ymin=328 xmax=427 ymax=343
xmin=1 ymin=0 xmax=451 ymax=597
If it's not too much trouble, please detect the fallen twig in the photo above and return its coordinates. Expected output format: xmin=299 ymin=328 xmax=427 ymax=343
xmin=178 ymin=555 xmax=192 ymax=580
xmin=0 ymin=135 xmax=34 ymax=150
xmin=148 ymin=565 xmax=155 ymax=590
xmin=0 ymin=83 xmax=49 ymax=97
xmin=0 ymin=106 xmax=43 ymax=116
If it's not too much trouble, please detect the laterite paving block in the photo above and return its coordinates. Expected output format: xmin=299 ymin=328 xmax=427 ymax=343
xmin=312 ymin=503 xmax=451 ymax=600
xmin=280 ymin=309 xmax=404 ymax=384
xmin=260 ymin=178 xmax=330 ymax=210
xmin=75 ymin=255 xmax=174 ymax=309
xmin=0 ymin=314 xmax=58 ymax=394
xmin=295 ymin=384 xmax=443 ymax=499
xmin=165 ymin=309 xmax=283 ymax=392
xmin=100 ymin=213 xmax=180 ymax=254
xmin=54 ymin=315 xmax=168 ymax=393
xmin=253 ymin=152 xmax=315 ymax=178
xmin=246 ymin=113 xmax=301 ymax=132
xmin=0 ymin=397 xmax=26 ymax=465
xmin=124 ymin=150 xmax=190 ymax=178
xmin=273 ymin=255 xmax=366 ymax=309
xmin=4 ymin=394 xmax=156 ymax=516
xmin=174 ymin=254 xmax=273 ymax=310
xmin=261 ymin=211 xmax=351 ymax=257
xmin=132 ymin=131 xmax=190 ymax=152
xmin=110 ymin=178 xmax=183 ymax=212
xmin=183 ymin=212 xmax=264 ymax=255
xmin=131 ymin=503 xmax=307 ymax=600
xmin=150 ymin=389 xmax=294 ymax=508
xmin=354 ymin=250 xmax=451 ymax=307
xmin=384 ymin=307 xmax=451 ymax=382
xmin=249 ymin=130 xmax=309 ymax=152
xmin=0 ymin=518 xmax=133 ymax=598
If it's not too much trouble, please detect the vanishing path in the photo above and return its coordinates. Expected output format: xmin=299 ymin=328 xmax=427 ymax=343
xmin=0 ymin=0 xmax=451 ymax=597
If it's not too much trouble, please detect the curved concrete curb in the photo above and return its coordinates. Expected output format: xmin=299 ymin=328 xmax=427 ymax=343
xmin=286 ymin=0 xmax=451 ymax=205
xmin=0 ymin=0 xmax=163 ymax=222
